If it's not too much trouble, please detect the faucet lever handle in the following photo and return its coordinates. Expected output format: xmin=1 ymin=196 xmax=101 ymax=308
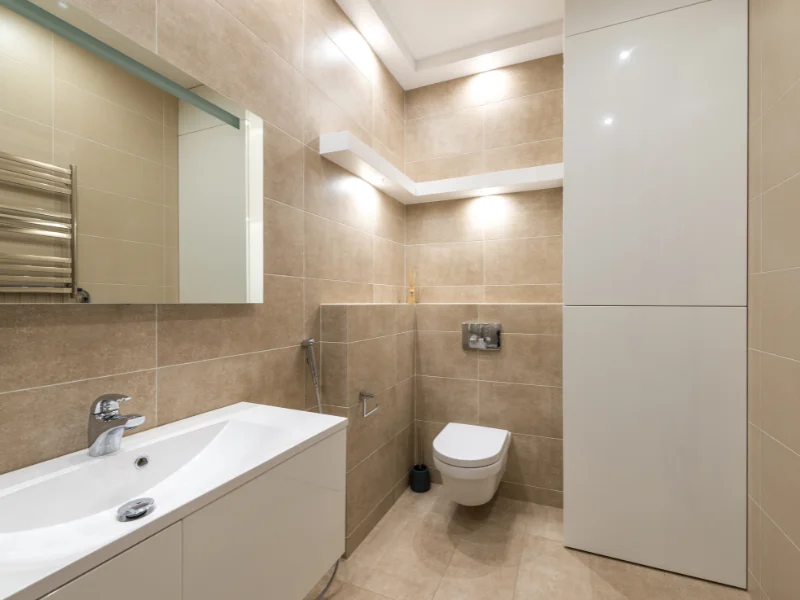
xmin=91 ymin=393 xmax=132 ymax=416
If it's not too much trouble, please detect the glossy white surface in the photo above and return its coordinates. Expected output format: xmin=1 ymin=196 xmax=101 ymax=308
xmin=433 ymin=423 xmax=509 ymax=468
xmin=0 ymin=403 xmax=347 ymax=600
xmin=563 ymin=0 xmax=747 ymax=306
xmin=565 ymin=0 xmax=706 ymax=36
xmin=319 ymin=131 xmax=564 ymax=204
xmin=563 ymin=306 xmax=747 ymax=587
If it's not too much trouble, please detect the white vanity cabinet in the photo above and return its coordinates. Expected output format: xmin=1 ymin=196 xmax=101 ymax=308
xmin=43 ymin=524 xmax=182 ymax=600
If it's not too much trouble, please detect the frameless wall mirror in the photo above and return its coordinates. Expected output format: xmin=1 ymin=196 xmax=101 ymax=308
xmin=0 ymin=0 xmax=263 ymax=304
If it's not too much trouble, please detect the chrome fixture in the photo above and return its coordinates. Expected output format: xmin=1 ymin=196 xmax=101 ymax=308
xmin=302 ymin=338 xmax=324 ymax=415
xmin=462 ymin=322 xmax=502 ymax=350
xmin=88 ymin=394 xmax=145 ymax=457
xmin=134 ymin=455 xmax=150 ymax=469
xmin=117 ymin=497 xmax=155 ymax=522
xmin=360 ymin=391 xmax=379 ymax=417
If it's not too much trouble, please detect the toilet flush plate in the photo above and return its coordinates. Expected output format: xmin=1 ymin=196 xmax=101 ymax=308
xmin=462 ymin=322 xmax=501 ymax=350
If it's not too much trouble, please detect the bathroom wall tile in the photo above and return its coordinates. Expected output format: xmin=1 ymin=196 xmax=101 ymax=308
xmin=0 ymin=305 xmax=155 ymax=393
xmin=396 ymin=305 xmax=415 ymax=334
xmin=373 ymin=286 xmax=404 ymax=304
xmin=484 ymin=90 xmax=563 ymax=150
xmin=406 ymin=242 xmax=483 ymax=287
xmin=304 ymin=213 xmax=374 ymax=283
xmin=0 ymin=55 xmax=52 ymax=126
xmin=347 ymin=385 xmax=398 ymax=470
xmin=761 ymin=512 xmax=800 ymax=600
xmin=416 ymin=286 xmax=485 ymax=304
xmin=263 ymin=122 xmax=304 ymax=208
xmin=372 ymin=138 xmax=405 ymax=172
xmin=348 ymin=335 xmax=397 ymax=403
xmin=345 ymin=478 xmax=402 ymax=557
xmin=216 ymin=0 xmax=304 ymax=71
xmin=374 ymin=238 xmax=404 ymax=287
xmin=393 ymin=378 xmax=415 ymax=434
xmin=750 ymin=424 xmax=762 ymax=503
xmin=484 ymin=236 xmax=562 ymax=285
xmin=479 ymin=382 xmax=562 ymax=438
xmin=761 ymin=0 xmax=800 ymax=110
xmin=415 ymin=304 xmax=477 ymax=332
xmin=481 ymin=54 xmax=564 ymax=105
xmin=79 ymin=188 xmax=165 ymax=246
xmin=750 ymin=197 xmax=763 ymax=274
xmin=321 ymin=305 xmax=348 ymax=343
xmin=346 ymin=437 xmax=398 ymax=535
xmin=0 ymin=370 xmax=156 ymax=475
xmin=763 ymin=175 xmax=800 ymax=270
xmin=482 ymin=189 xmax=563 ymax=241
xmin=762 ymin=433 xmax=800 ymax=547
xmin=415 ymin=375 xmax=479 ymax=424
xmin=749 ymin=350 xmax=762 ymax=428
xmin=373 ymin=102 xmax=404 ymax=159
xmin=0 ymin=111 xmax=53 ymax=164
xmin=761 ymin=268 xmax=800 ymax=361
xmin=762 ymin=81 xmax=800 ymax=191
xmin=484 ymin=284 xmax=563 ymax=304
xmin=375 ymin=61 xmax=405 ymax=119
xmin=749 ymin=0 xmax=762 ymax=123
xmin=750 ymin=275 xmax=763 ymax=351
xmin=404 ymin=152 xmax=486 ymax=182
xmin=504 ymin=434 xmax=563 ymax=491
xmin=750 ymin=499 xmax=762 ymax=583
xmin=484 ymin=138 xmax=563 ymax=172
xmin=348 ymin=304 xmax=396 ymax=342
xmin=0 ymin=5 xmax=53 ymax=72
xmin=478 ymin=334 xmax=562 ymax=387
xmin=478 ymin=304 xmax=562 ymax=335
xmin=404 ymin=77 xmax=475 ymax=121
xmin=264 ymin=199 xmax=304 ymax=276
xmin=87 ymin=285 xmax=164 ymax=304
xmin=320 ymin=342 xmax=348 ymax=407
xmin=78 ymin=236 xmax=164 ymax=287
xmin=750 ymin=119 xmax=763 ymax=200
xmin=762 ymin=352 xmax=800 ymax=453
xmin=157 ymin=0 xmax=304 ymax=139
xmin=64 ymin=0 xmax=156 ymax=51
xmin=497 ymin=482 xmax=563 ymax=508
xmin=375 ymin=192 xmax=405 ymax=245
xmin=396 ymin=331 xmax=415 ymax=383
xmin=303 ymin=278 xmax=373 ymax=338
xmin=304 ymin=80 xmax=372 ymax=150
xmin=417 ymin=420 xmax=447 ymax=467
xmin=405 ymin=107 xmax=484 ymax=162
xmin=406 ymin=198 xmax=483 ymax=245
xmin=416 ymin=331 xmax=478 ymax=380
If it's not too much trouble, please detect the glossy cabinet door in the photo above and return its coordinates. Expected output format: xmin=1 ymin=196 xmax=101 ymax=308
xmin=43 ymin=524 xmax=182 ymax=600
xmin=565 ymin=0 xmax=706 ymax=36
xmin=182 ymin=430 xmax=346 ymax=600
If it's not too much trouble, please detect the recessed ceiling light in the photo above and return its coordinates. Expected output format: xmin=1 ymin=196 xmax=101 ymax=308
xmin=619 ymin=49 xmax=633 ymax=62
xmin=603 ymin=116 xmax=614 ymax=126
xmin=57 ymin=1 xmax=69 ymax=8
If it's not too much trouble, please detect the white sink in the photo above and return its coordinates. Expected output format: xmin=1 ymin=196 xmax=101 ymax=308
xmin=0 ymin=403 xmax=347 ymax=600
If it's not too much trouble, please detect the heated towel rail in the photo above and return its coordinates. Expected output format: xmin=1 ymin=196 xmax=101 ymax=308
xmin=0 ymin=150 xmax=78 ymax=297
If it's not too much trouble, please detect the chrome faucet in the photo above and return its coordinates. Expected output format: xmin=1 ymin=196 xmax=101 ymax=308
xmin=88 ymin=394 xmax=145 ymax=457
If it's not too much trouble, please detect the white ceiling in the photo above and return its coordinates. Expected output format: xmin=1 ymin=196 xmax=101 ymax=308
xmin=335 ymin=0 xmax=564 ymax=89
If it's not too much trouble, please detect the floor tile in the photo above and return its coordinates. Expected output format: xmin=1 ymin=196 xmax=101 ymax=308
xmin=515 ymin=535 xmax=593 ymax=600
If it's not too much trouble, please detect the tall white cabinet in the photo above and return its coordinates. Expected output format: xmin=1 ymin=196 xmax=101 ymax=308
xmin=563 ymin=0 xmax=748 ymax=588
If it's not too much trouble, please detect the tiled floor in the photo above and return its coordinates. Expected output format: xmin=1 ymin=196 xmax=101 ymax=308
xmin=307 ymin=484 xmax=749 ymax=600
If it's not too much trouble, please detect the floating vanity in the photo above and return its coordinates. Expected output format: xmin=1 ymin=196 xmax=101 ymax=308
xmin=0 ymin=403 xmax=347 ymax=600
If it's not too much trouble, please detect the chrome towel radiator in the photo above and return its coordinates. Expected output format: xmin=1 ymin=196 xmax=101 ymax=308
xmin=0 ymin=150 xmax=78 ymax=298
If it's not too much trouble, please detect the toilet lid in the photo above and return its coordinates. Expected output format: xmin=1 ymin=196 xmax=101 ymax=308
xmin=433 ymin=423 xmax=510 ymax=468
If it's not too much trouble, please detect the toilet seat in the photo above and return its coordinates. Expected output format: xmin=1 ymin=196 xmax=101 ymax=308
xmin=433 ymin=423 xmax=510 ymax=468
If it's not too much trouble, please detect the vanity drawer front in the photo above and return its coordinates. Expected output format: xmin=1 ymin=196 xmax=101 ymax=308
xmin=42 ymin=523 xmax=182 ymax=600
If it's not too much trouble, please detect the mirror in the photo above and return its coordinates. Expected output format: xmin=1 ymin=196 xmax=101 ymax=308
xmin=0 ymin=0 xmax=263 ymax=304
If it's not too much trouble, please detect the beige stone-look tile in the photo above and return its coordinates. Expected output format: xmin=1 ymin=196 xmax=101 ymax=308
xmin=405 ymin=107 xmax=484 ymax=162
xmin=749 ymin=198 xmax=762 ymax=274
xmin=416 ymin=286 xmax=485 ymax=303
xmin=321 ymin=305 xmax=348 ymax=342
xmin=0 ymin=110 xmax=53 ymax=164
xmin=479 ymin=334 xmax=562 ymax=387
xmin=484 ymin=90 xmax=563 ymax=150
xmin=375 ymin=62 xmax=404 ymax=120
xmin=749 ymin=423 xmax=762 ymax=503
xmin=749 ymin=274 xmax=762 ymax=351
xmin=749 ymin=573 xmax=763 ymax=600
xmin=87 ymin=284 xmax=164 ymax=304
xmin=347 ymin=385 xmax=401 ymax=471
xmin=484 ymin=138 xmax=563 ymax=172
xmin=303 ymin=579 xmax=388 ymax=600
xmin=762 ymin=433 xmax=800 ymax=546
xmin=374 ymin=238 xmax=404 ymax=287
xmin=67 ymin=0 xmax=156 ymax=51
xmin=79 ymin=188 xmax=165 ymax=246
xmin=750 ymin=119 xmax=762 ymax=200
xmin=348 ymin=335 xmax=397 ymax=403
xmin=749 ymin=499 xmax=762 ymax=583
xmin=484 ymin=284 xmax=562 ymax=303
xmin=348 ymin=304 xmax=396 ymax=342
xmin=749 ymin=350 xmax=762 ymax=427
xmin=157 ymin=0 xmax=304 ymax=138
xmin=504 ymin=434 xmax=563 ymax=491
xmin=478 ymin=304 xmax=562 ymax=335
xmin=588 ymin=553 xmax=680 ymax=600
xmin=761 ymin=513 xmax=800 ymax=600
xmin=749 ymin=0 xmax=762 ymax=124
xmin=375 ymin=192 xmax=405 ymax=244
xmin=216 ymin=0 xmax=303 ymax=71
xmin=406 ymin=198 xmax=483 ymax=245
xmin=761 ymin=268 xmax=800 ymax=361
xmin=516 ymin=535 xmax=592 ymax=600
xmin=263 ymin=121 xmax=304 ymax=208
xmin=0 ymin=305 xmax=155 ymax=393
xmin=479 ymin=381 xmax=562 ymax=438
xmin=484 ymin=236 xmax=562 ymax=285
xmin=320 ymin=341 xmax=348 ymax=407
xmin=342 ymin=488 xmax=410 ymax=569
xmin=54 ymin=36 xmax=163 ymax=122
xmin=761 ymin=0 xmax=800 ymax=111
xmin=0 ymin=55 xmax=52 ymax=126
xmin=0 ymin=370 xmax=156 ymax=475
xmin=374 ymin=286 xmax=404 ymax=304
xmin=304 ymin=18 xmax=373 ymax=134
xmin=304 ymin=213 xmax=374 ymax=283
xmin=396 ymin=331 xmax=414 ymax=383
xmin=0 ymin=5 xmax=53 ymax=71
xmin=374 ymin=102 xmax=404 ymax=159
xmin=762 ymin=174 xmax=800 ymax=270
xmin=416 ymin=331 xmax=478 ymax=379
xmin=497 ymin=481 xmax=563 ymax=508
xmin=404 ymin=77 xmax=475 ymax=121
xmin=396 ymin=304 xmax=415 ymax=334
xmin=417 ymin=421 xmax=447 ymax=467
xmin=304 ymin=80 xmax=372 ymax=150
xmin=163 ymin=125 xmax=178 ymax=168
xmin=303 ymin=278 xmax=373 ymax=338
xmin=762 ymin=81 xmax=800 ymax=191
xmin=481 ymin=55 xmax=564 ymax=105
xmin=78 ymin=236 xmax=163 ymax=288
xmin=406 ymin=242 xmax=483 ymax=287
xmin=404 ymin=152 xmax=486 ymax=182
xmin=373 ymin=138 xmax=405 ymax=172
xmin=527 ymin=503 xmax=564 ymax=542
xmin=761 ymin=352 xmax=800 ymax=453
xmin=416 ymin=375 xmax=479 ymax=425
xmin=264 ymin=199 xmax=304 ymax=276
xmin=482 ymin=188 xmax=563 ymax=241
xmin=346 ymin=438 xmax=398 ymax=535
xmin=415 ymin=304 xmax=478 ymax=332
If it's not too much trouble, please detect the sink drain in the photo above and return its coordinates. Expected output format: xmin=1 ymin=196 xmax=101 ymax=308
xmin=117 ymin=498 xmax=155 ymax=522
xmin=134 ymin=455 xmax=149 ymax=469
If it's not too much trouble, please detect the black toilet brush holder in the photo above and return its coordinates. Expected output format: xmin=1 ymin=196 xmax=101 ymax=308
xmin=409 ymin=426 xmax=431 ymax=493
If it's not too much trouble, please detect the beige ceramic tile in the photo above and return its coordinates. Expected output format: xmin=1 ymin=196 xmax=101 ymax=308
xmin=78 ymin=188 xmax=165 ymax=246
xmin=347 ymin=304 xmax=396 ymax=342
xmin=527 ymin=503 xmax=564 ymax=542
xmin=750 ymin=119 xmax=763 ymax=200
xmin=482 ymin=188 xmax=563 ymax=241
xmin=303 ymin=278 xmax=373 ymax=338
xmin=78 ymin=236 xmax=164 ymax=287
xmin=0 ymin=6 xmax=53 ymax=71
xmin=404 ymin=152 xmax=486 ymax=182
xmin=761 ymin=268 xmax=800 ymax=361
xmin=406 ymin=198 xmax=484 ymax=245
xmin=762 ymin=81 xmax=800 ymax=191
xmin=416 ymin=286 xmax=485 ymax=304
xmin=749 ymin=349 xmax=762 ymax=427
xmin=404 ymin=77 xmax=475 ymax=121
xmin=480 ymin=55 xmax=564 ymax=105
xmin=67 ymin=0 xmax=156 ymax=51
xmin=478 ymin=304 xmax=562 ymax=335
xmin=504 ymin=434 xmax=563 ymax=491
xmin=484 ymin=138 xmax=563 ymax=172
xmin=347 ymin=385 xmax=399 ymax=470
xmin=761 ymin=514 xmax=800 ymax=600
xmin=749 ymin=0 xmax=762 ymax=123
xmin=416 ymin=375 xmax=479 ymax=425
xmin=750 ymin=197 xmax=762 ymax=274
xmin=0 ymin=370 xmax=156 ymax=475
xmin=749 ymin=274 xmax=762 ymax=351
xmin=762 ymin=434 xmax=800 ymax=547
xmin=320 ymin=341 xmax=348 ymax=407
xmin=374 ymin=286 xmax=404 ymax=304
xmin=373 ymin=102 xmax=404 ymax=159
xmin=497 ymin=482 xmax=563 ymax=508
xmin=375 ymin=61 xmax=405 ymax=119
xmin=405 ymin=107 xmax=484 ymax=162
xmin=396 ymin=331 xmax=414 ymax=383
xmin=375 ymin=192 xmax=405 ymax=244
xmin=484 ymin=284 xmax=562 ymax=303
xmin=86 ymin=284 xmax=164 ymax=304
xmin=406 ymin=242 xmax=483 ymax=287
xmin=348 ymin=335 xmax=397 ymax=402
xmin=484 ymin=236 xmax=562 ymax=285
xmin=416 ymin=331 xmax=478 ymax=380
xmin=264 ymin=199 xmax=304 ymax=277
xmin=749 ymin=499 xmax=762 ymax=583
xmin=0 ymin=110 xmax=53 ymax=163
xmin=346 ymin=439 xmax=398 ymax=535
xmin=761 ymin=0 xmax=800 ymax=110
xmin=304 ymin=80 xmax=372 ymax=150
xmin=415 ymin=304 xmax=478 ymax=331
xmin=478 ymin=334 xmax=562 ymax=387
xmin=304 ymin=213 xmax=374 ymax=283
xmin=263 ymin=121 xmax=304 ymax=208
xmin=321 ymin=305 xmax=348 ymax=342
xmin=749 ymin=423 xmax=762 ymax=503
xmin=761 ymin=352 xmax=800 ymax=453
xmin=395 ymin=304 xmax=415 ymax=334
xmin=516 ymin=535 xmax=592 ymax=600
xmin=374 ymin=238 xmax=404 ymax=287
xmin=479 ymin=381 xmax=562 ymax=438
xmin=372 ymin=137 xmax=405 ymax=172
xmin=0 ymin=55 xmax=52 ymax=126
xmin=762 ymin=174 xmax=800 ymax=270
xmin=484 ymin=90 xmax=563 ymax=150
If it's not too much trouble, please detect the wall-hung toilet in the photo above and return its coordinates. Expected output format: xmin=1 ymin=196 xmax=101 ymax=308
xmin=432 ymin=423 xmax=511 ymax=506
